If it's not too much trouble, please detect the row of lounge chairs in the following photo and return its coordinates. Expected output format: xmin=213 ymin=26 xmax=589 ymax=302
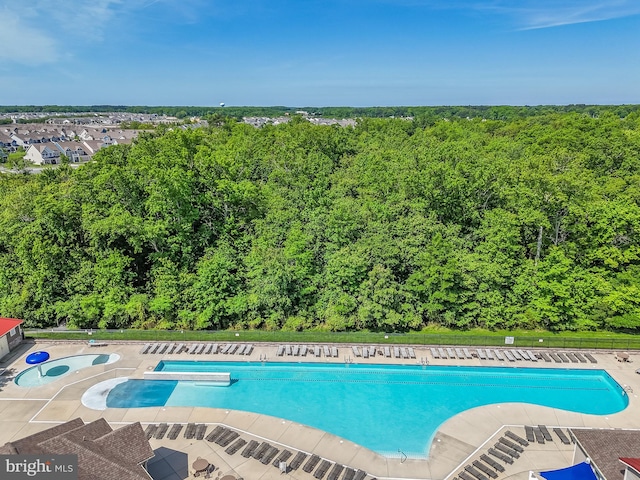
xmin=430 ymin=347 xmax=598 ymax=364
xmin=156 ymin=422 xmax=375 ymax=480
xmin=524 ymin=425 xmax=572 ymax=445
xmin=139 ymin=342 xmax=254 ymax=356
xmin=277 ymin=345 xmax=340 ymax=358
xmin=456 ymin=429 xmax=530 ymax=480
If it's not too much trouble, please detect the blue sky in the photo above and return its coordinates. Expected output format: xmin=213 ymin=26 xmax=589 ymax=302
xmin=1 ymin=0 xmax=639 ymax=106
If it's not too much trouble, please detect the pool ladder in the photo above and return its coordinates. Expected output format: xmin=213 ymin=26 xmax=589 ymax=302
xmin=398 ymin=449 xmax=407 ymax=463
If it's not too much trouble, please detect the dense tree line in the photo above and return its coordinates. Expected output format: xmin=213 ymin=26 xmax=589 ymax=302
xmin=1 ymin=112 xmax=640 ymax=332
xmin=2 ymin=104 xmax=640 ymax=122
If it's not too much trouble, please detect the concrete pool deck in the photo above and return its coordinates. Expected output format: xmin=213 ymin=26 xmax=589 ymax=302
xmin=0 ymin=341 xmax=639 ymax=480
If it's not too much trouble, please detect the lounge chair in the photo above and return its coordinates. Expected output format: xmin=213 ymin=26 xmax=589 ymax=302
xmin=202 ymin=343 xmax=212 ymax=354
xmin=289 ymin=451 xmax=308 ymax=470
xmin=553 ymin=428 xmax=571 ymax=445
xmin=498 ymin=437 xmax=524 ymax=453
xmin=538 ymin=425 xmax=553 ymax=441
xmin=140 ymin=343 xmax=152 ymax=354
xmin=480 ymin=454 xmax=505 ymax=472
xmin=144 ymin=424 xmax=158 ymax=439
xmin=532 ymin=426 xmax=545 ymax=444
xmin=167 ymin=424 xmax=183 ymax=440
xmin=244 ymin=344 xmax=253 ymax=355
xmin=301 ymin=345 xmax=308 ymax=356
xmin=485 ymin=349 xmax=494 ymax=360
xmin=566 ymin=352 xmax=578 ymax=363
xmin=206 ymin=426 xmax=226 ymax=442
xmin=455 ymin=348 xmax=465 ymax=359
xmin=584 ymin=352 xmax=597 ymax=363
xmin=188 ymin=344 xmax=198 ymax=354
xmin=252 ymin=442 xmax=271 ymax=460
xmin=237 ymin=344 xmax=246 ymax=355
xmin=464 ymin=348 xmax=473 ymax=359
xmin=477 ymin=349 xmax=487 ymax=360
xmin=557 ymin=352 xmax=570 ymax=363
xmin=262 ymin=446 xmax=280 ymax=464
xmin=272 ymin=449 xmax=293 ymax=467
xmin=314 ymin=460 xmax=332 ymax=479
xmin=539 ymin=351 xmax=551 ymax=362
xmin=352 ymin=470 xmax=367 ymax=480
xmin=516 ymin=349 xmax=529 ymax=360
xmin=196 ymin=344 xmax=206 ymax=354
xmin=362 ymin=348 xmax=369 ymax=359
xmin=225 ymin=438 xmax=247 ymax=455
xmin=303 ymin=455 xmax=321 ymax=473
xmin=524 ymin=425 xmax=535 ymax=442
xmin=472 ymin=461 xmax=497 ymax=479
xmin=505 ymin=430 xmax=528 ymax=446
xmin=438 ymin=347 xmax=447 ymax=358
xmin=504 ymin=350 xmax=515 ymax=362
xmin=494 ymin=442 xmax=519 ymax=458
xmin=494 ymin=350 xmax=505 ymax=361
xmin=221 ymin=344 xmax=231 ymax=354
xmin=285 ymin=345 xmax=292 ymax=355
xmin=574 ymin=352 xmax=587 ymax=363
xmin=400 ymin=347 xmax=408 ymax=359
xmin=352 ymin=346 xmax=361 ymax=357
xmin=327 ymin=463 xmax=344 ymax=480
xmin=342 ymin=468 xmax=356 ymax=480
xmin=332 ymin=346 xmax=339 ymax=357
xmin=315 ymin=346 xmax=322 ymax=357
xmin=174 ymin=343 xmax=184 ymax=354
xmin=149 ymin=343 xmax=160 ymax=354
xmin=277 ymin=345 xmax=285 ymax=356
xmin=430 ymin=347 xmax=440 ymax=359
xmin=408 ymin=347 xmax=416 ymax=359
xmin=155 ymin=423 xmax=169 ymax=439
xmin=466 ymin=463 xmax=492 ymax=480
xmin=228 ymin=344 xmax=239 ymax=354
xmin=393 ymin=347 xmax=400 ymax=358
xmin=166 ymin=343 xmax=176 ymax=354
xmin=550 ymin=352 xmax=562 ymax=363
xmin=292 ymin=345 xmax=300 ymax=356
xmin=219 ymin=431 xmax=239 ymax=447
xmin=384 ymin=346 xmax=391 ymax=357
xmin=323 ymin=346 xmax=331 ymax=357
xmin=526 ymin=350 xmax=538 ymax=362
xmin=241 ymin=440 xmax=259 ymax=457
xmin=447 ymin=347 xmax=455 ymax=358
xmin=195 ymin=424 xmax=207 ymax=440
xmin=510 ymin=349 xmax=522 ymax=360
xmin=184 ymin=423 xmax=197 ymax=439
xmin=488 ymin=448 xmax=513 ymax=464
xmin=459 ymin=471 xmax=478 ymax=480
xmin=369 ymin=346 xmax=376 ymax=357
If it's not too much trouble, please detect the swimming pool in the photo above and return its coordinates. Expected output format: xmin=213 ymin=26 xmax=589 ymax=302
xmin=15 ymin=354 xmax=120 ymax=387
xmin=104 ymin=362 xmax=627 ymax=457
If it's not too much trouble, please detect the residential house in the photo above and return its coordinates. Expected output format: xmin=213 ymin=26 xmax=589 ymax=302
xmin=24 ymin=144 xmax=60 ymax=164
xmin=53 ymin=141 xmax=91 ymax=163
xmin=0 ymin=417 xmax=154 ymax=480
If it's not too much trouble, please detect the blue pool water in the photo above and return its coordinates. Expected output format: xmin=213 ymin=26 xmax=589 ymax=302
xmin=106 ymin=362 xmax=628 ymax=457
xmin=15 ymin=354 xmax=120 ymax=387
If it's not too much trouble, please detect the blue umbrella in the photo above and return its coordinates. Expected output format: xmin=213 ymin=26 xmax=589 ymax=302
xmin=26 ymin=351 xmax=50 ymax=377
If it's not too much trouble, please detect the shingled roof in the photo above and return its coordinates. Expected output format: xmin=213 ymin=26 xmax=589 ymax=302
xmin=572 ymin=429 xmax=640 ymax=480
xmin=1 ymin=418 xmax=154 ymax=480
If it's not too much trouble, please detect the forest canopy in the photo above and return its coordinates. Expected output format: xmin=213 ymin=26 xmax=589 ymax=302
xmin=2 ymin=111 xmax=640 ymax=332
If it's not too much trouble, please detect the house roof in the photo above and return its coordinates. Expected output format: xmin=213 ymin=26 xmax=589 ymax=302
xmin=620 ymin=458 xmax=640 ymax=475
xmin=1 ymin=418 xmax=154 ymax=480
xmin=572 ymin=429 xmax=640 ymax=480
xmin=0 ymin=318 xmax=23 ymax=337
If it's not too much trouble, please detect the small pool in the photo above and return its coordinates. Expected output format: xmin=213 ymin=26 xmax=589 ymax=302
xmin=15 ymin=354 xmax=120 ymax=387
xmin=103 ymin=362 xmax=628 ymax=457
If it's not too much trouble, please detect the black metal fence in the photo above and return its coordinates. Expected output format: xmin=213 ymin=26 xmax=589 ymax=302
xmin=24 ymin=329 xmax=640 ymax=350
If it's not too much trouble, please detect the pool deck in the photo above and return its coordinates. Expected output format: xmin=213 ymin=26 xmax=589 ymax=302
xmin=1 ymin=341 xmax=639 ymax=480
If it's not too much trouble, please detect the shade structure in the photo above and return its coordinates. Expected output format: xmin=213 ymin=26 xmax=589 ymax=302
xmin=26 ymin=351 xmax=50 ymax=365
xmin=540 ymin=462 xmax=598 ymax=480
